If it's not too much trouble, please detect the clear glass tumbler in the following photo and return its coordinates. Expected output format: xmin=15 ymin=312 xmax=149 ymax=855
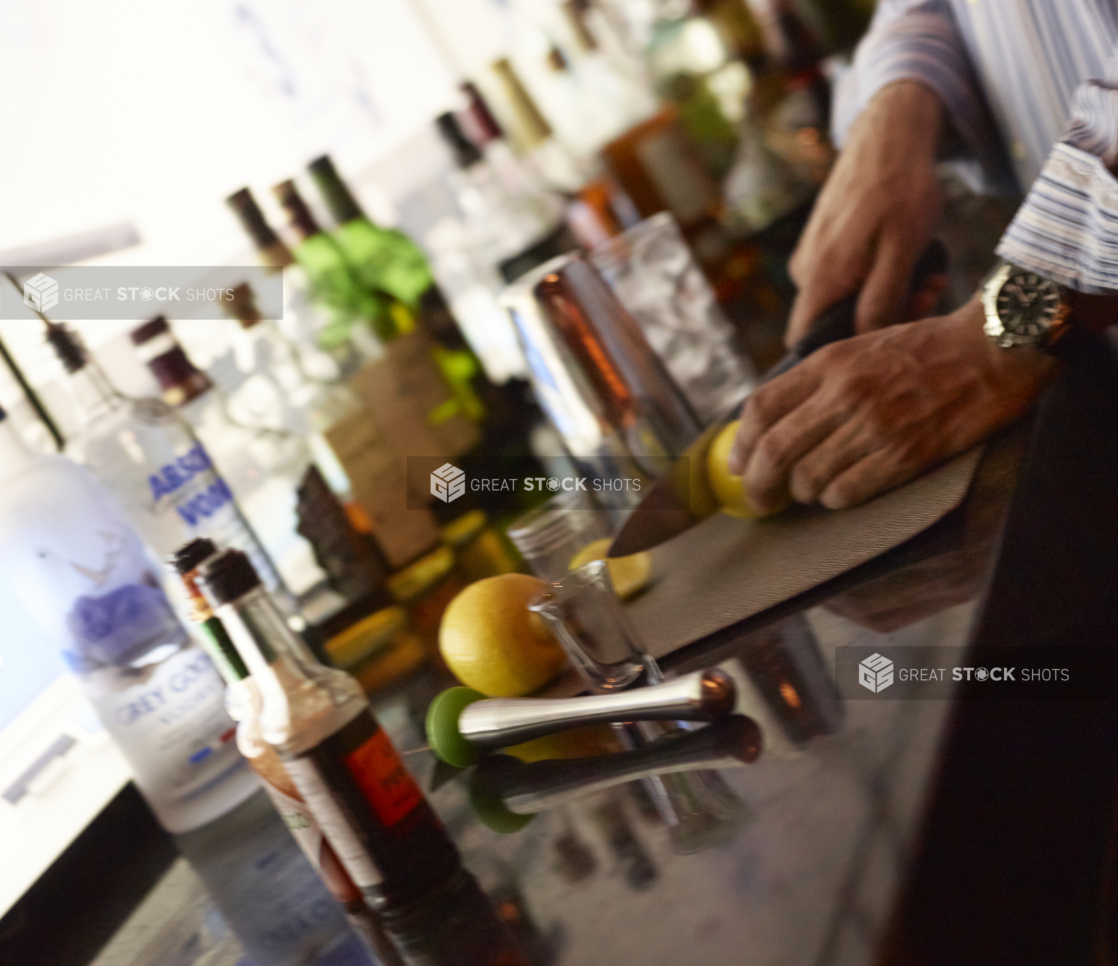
xmin=591 ymin=212 xmax=756 ymax=424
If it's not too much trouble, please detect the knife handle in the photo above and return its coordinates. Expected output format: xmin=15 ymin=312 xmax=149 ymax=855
xmin=761 ymin=238 xmax=948 ymax=386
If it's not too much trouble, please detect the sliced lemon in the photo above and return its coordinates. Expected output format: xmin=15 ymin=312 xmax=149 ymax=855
xmin=569 ymin=538 xmax=653 ymax=599
xmin=706 ymin=419 xmax=791 ymax=518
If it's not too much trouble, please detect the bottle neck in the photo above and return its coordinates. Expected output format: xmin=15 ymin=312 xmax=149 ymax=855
xmin=68 ymin=362 xmax=121 ymax=424
xmin=216 ymin=584 xmax=362 ymax=752
xmin=276 ymin=184 xmax=325 ymax=243
xmin=221 ymin=585 xmax=321 ymax=673
xmin=310 ymin=164 xmax=366 ymax=225
xmin=493 ymin=59 xmax=553 ymax=148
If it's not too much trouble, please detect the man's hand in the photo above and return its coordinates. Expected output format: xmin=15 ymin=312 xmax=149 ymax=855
xmin=786 ymin=81 xmax=944 ymax=347
xmin=728 ymin=298 xmax=1057 ymax=512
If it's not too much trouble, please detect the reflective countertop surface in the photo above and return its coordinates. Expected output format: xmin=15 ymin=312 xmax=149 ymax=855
xmin=78 ymin=332 xmax=1118 ymax=966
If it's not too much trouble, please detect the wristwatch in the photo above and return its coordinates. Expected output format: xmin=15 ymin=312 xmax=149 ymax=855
xmin=981 ymin=262 xmax=1071 ymax=350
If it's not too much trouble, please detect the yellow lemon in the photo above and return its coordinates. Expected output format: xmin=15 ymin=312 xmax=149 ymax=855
xmin=706 ymin=419 xmax=791 ymax=518
xmin=504 ymin=725 xmax=619 ymax=763
xmin=438 ymin=574 xmax=568 ymax=697
xmin=568 ymin=538 xmax=652 ymax=599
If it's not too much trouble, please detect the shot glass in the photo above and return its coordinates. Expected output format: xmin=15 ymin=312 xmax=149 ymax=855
xmin=529 ymin=561 xmax=749 ymax=851
xmin=528 ymin=559 xmax=652 ymax=692
xmin=505 ymin=490 xmax=612 ymax=582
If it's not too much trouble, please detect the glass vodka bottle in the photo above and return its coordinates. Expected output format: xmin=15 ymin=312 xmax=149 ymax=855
xmin=44 ymin=321 xmax=291 ymax=619
xmin=130 ymin=316 xmax=329 ymax=601
xmin=0 ymin=407 xmax=258 ymax=832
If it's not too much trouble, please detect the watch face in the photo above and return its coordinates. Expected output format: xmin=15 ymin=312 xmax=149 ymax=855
xmin=996 ymin=271 xmax=1062 ymax=338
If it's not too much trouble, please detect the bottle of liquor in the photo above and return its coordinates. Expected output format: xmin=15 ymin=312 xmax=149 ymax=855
xmin=130 ymin=316 xmax=330 ymax=601
xmin=273 ymin=178 xmax=393 ymax=349
xmin=376 ymin=868 xmax=531 ymax=966
xmin=222 ymin=282 xmax=357 ymax=497
xmin=489 ymin=57 xmax=589 ymax=193
xmin=458 ymin=82 xmax=564 ymax=222
xmin=0 ymin=406 xmax=258 ymax=832
xmin=642 ymin=0 xmax=750 ymax=180
xmin=171 ymin=539 xmax=403 ymax=964
xmin=44 ymin=321 xmax=289 ymax=619
xmin=307 ymin=155 xmax=489 ymax=423
xmin=434 ymin=111 xmax=578 ymax=288
xmin=436 ymin=110 xmax=571 ymax=276
xmin=198 ymin=548 xmax=462 ymax=910
xmin=306 ymin=155 xmax=433 ymax=309
xmin=226 ymin=186 xmax=350 ymax=384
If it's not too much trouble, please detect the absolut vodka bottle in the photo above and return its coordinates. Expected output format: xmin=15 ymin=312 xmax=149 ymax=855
xmin=45 ymin=321 xmax=291 ymax=618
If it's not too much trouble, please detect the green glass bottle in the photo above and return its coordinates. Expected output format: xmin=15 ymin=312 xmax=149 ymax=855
xmin=272 ymin=179 xmax=392 ymax=347
xmin=308 ymin=155 xmax=433 ymax=309
xmin=307 ymin=157 xmax=486 ymax=424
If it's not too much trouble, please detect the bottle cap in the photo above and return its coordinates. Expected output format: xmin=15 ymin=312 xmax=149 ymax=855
xmin=226 ymin=187 xmax=283 ymax=248
xmin=44 ymin=322 xmax=89 ymax=373
xmin=225 ymin=283 xmax=263 ymax=329
xmin=170 ymin=538 xmax=220 ymax=576
xmin=200 ymin=549 xmax=262 ymax=606
xmin=273 ymin=180 xmax=323 ymax=242
xmin=307 ymin=155 xmax=365 ymax=224
xmin=435 ymin=112 xmax=483 ymax=170
xmin=460 ymin=82 xmax=503 ymax=144
xmin=130 ymin=315 xmax=171 ymax=346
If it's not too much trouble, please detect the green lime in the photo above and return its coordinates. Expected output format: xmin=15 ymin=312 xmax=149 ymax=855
xmin=468 ymin=757 xmax=535 ymax=834
xmin=425 ymin=687 xmax=487 ymax=768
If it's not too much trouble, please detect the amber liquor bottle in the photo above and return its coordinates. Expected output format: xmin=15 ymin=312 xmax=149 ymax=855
xmin=198 ymin=548 xmax=461 ymax=911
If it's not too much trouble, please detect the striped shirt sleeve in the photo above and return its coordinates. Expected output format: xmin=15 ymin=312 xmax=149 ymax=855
xmin=831 ymin=0 xmax=1002 ymax=165
xmin=996 ymin=50 xmax=1118 ymax=294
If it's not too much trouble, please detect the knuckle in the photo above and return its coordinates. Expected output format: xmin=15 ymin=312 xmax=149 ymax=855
xmin=790 ymin=462 xmax=825 ymax=502
xmin=823 ymin=477 xmax=859 ymax=510
xmin=757 ymin=431 xmax=790 ymax=469
xmin=743 ymin=388 xmax=775 ymax=425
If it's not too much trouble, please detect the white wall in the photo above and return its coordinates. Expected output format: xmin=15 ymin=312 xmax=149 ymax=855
xmin=0 ymin=0 xmax=478 ymax=267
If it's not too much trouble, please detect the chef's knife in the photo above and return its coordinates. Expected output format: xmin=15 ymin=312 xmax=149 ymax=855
xmin=608 ymin=240 xmax=948 ymax=557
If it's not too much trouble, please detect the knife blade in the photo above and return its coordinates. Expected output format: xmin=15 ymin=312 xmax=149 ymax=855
xmin=608 ymin=240 xmax=948 ymax=557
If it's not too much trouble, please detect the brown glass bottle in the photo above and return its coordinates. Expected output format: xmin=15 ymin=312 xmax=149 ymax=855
xmin=198 ymin=548 xmax=461 ymax=911
xmin=171 ymin=539 xmax=405 ymax=963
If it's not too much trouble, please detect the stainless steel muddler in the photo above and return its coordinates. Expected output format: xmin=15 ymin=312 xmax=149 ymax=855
xmin=458 ymin=668 xmax=736 ymax=749
xmin=470 ymin=714 xmax=762 ymax=819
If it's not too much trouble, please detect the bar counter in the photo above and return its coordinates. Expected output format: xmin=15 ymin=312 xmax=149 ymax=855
xmin=6 ymin=315 xmax=1118 ymax=966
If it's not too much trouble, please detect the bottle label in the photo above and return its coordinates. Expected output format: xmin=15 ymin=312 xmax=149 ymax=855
xmin=282 ymin=712 xmax=425 ymax=892
xmin=65 ymin=579 xmax=189 ymax=672
xmin=344 ymin=726 xmax=423 ymax=827
xmin=85 ymin=643 xmax=248 ymax=824
xmin=257 ymin=777 xmax=364 ymax=905
xmin=148 ymin=440 xmax=235 ymax=525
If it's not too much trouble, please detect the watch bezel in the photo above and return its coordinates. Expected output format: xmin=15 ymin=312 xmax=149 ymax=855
xmin=982 ymin=262 xmax=1069 ymax=349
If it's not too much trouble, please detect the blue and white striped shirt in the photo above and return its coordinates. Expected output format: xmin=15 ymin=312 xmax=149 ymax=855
xmin=833 ymin=0 xmax=1118 ymax=294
